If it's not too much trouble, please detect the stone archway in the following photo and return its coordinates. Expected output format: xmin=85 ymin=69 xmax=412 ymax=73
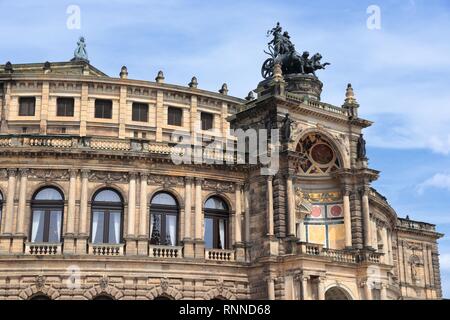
xmin=83 ymin=285 xmax=124 ymax=300
xmin=19 ymin=285 xmax=60 ymax=300
xmin=324 ymin=286 xmax=352 ymax=300
xmin=146 ymin=286 xmax=183 ymax=300
xmin=203 ymin=288 xmax=236 ymax=300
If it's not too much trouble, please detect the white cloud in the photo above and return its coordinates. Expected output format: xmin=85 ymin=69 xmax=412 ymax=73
xmin=417 ymin=173 xmax=450 ymax=194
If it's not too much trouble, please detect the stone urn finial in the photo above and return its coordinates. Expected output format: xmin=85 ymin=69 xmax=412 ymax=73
xmin=120 ymin=66 xmax=128 ymax=79
xmin=345 ymin=83 xmax=357 ymax=104
xmin=219 ymin=83 xmax=228 ymax=95
xmin=245 ymin=91 xmax=255 ymax=101
xmin=155 ymin=70 xmax=165 ymax=83
xmin=4 ymin=61 xmax=13 ymax=74
xmin=189 ymin=76 xmax=198 ymax=88
xmin=273 ymin=63 xmax=283 ymax=81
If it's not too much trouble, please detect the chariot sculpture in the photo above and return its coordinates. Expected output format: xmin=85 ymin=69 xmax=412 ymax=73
xmin=261 ymin=22 xmax=330 ymax=79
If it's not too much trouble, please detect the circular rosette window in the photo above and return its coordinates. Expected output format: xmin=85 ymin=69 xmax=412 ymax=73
xmin=294 ymin=133 xmax=341 ymax=175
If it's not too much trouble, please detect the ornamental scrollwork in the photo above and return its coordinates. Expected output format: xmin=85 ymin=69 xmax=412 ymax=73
xmin=28 ymin=169 xmax=69 ymax=181
xmin=89 ymin=171 xmax=128 ymax=183
xmin=147 ymin=175 xmax=184 ymax=188
xmin=202 ymin=179 xmax=235 ymax=193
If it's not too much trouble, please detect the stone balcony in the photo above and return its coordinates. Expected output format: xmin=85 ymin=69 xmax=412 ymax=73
xmin=297 ymin=242 xmax=383 ymax=264
xmin=0 ymin=134 xmax=236 ymax=163
xmin=25 ymin=242 xmax=62 ymax=255
xmin=148 ymin=245 xmax=183 ymax=259
xmin=88 ymin=243 xmax=124 ymax=256
xmin=205 ymin=249 xmax=235 ymax=262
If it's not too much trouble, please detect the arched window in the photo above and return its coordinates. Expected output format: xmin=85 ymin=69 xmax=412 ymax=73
xmin=91 ymin=189 xmax=123 ymax=244
xmin=93 ymin=294 xmax=114 ymax=300
xmin=204 ymin=196 xmax=229 ymax=249
xmin=150 ymin=192 xmax=178 ymax=246
xmin=29 ymin=294 xmax=51 ymax=300
xmin=30 ymin=187 xmax=64 ymax=243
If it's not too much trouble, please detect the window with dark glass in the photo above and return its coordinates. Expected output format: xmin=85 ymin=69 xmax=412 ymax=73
xmin=30 ymin=187 xmax=64 ymax=243
xmin=19 ymin=97 xmax=36 ymax=116
xmin=201 ymin=112 xmax=214 ymax=131
xmin=167 ymin=107 xmax=182 ymax=126
xmin=94 ymin=99 xmax=113 ymax=119
xmin=150 ymin=192 xmax=178 ymax=246
xmin=91 ymin=189 xmax=123 ymax=244
xmin=57 ymin=97 xmax=75 ymax=117
xmin=132 ymin=102 xmax=148 ymax=122
xmin=204 ymin=196 xmax=229 ymax=249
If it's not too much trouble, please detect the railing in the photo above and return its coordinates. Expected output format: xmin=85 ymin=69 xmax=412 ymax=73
xmin=297 ymin=242 xmax=323 ymax=256
xmin=0 ymin=135 xmax=237 ymax=163
xmin=298 ymin=242 xmax=383 ymax=264
xmin=205 ymin=249 xmax=235 ymax=261
xmin=149 ymin=245 xmax=183 ymax=259
xmin=286 ymin=92 xmax=349 ymax=116
xmin=25 ymin=243 xmax=62 ymax=255
xmin=323 ymin=248 xmax=357 ymax=263
xmin=88 ymin=243 xmax=124 ymax=256
xmin=358 ymin=251 xmax=383 ymax=264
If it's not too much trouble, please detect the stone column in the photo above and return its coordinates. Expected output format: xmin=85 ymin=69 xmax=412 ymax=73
xmin=64 ymin=169 xmax=78 ymax=254
xmin=382 ymin=226 xmax=389 ymax=264
xmin=16 ymin=169 xmax=28 ymax=235
xmin=361 ymin=186 xmax=372 ymax=249
xmin=183 ymin=177 xmax=194 ymax=258
xmin=267 ymin=276 xmax=275 ymax=300
xmin=342 ymin=186 xmax=352 ymax=248
xmin=362 ymin=281 xmax=372 ymax=300
xmin=194 ymin=178 xmax=204 ymax=258
xmin=137 ymin=172 xmax=148 ymax=255
xmin=381 ymin=283 xmax=388 ymax=300
xmin=301 ymin=275 xmax=310 ymax=300
xmin=11 ymin=169 xmax=28 ymax=253
xmin=387 ymin=230 xmax=393 ymax=266
xmin=0 ymin=169 xmax=16 ymax=253
xmin=126 ymin=172 xmax=137 ymax=255
xmin=76 ymin=169 xmax=89 ymax=254
xmin=234 ymin=183 xmax=245 ymax=262
xmin=40 ymin=82 xmax=49 ymax=134
xmin=286 ymin=174 xmax=296 ymax=237
xmin=267 ymin=176 xmax=274 ymax=236
xmin=4 ymin=169 xmax=17 ymax=234
xmin=118 ymin=85 xmax=127 ymax=138
xmin=244 ymin=186 xmax=250 ymax=243
xmin=317 ymin=277 xmax=326 ymax=300
xmin=79 ymin=83 xmax=88 ymax=136
xmin=298 ymin=220 xmax=306 ymax=243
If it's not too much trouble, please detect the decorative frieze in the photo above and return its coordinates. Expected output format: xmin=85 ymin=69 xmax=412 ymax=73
xmin=202 ymin=179 xmax=235 ymax=193
xmin=147 ymin=175 xmax=184 ymax=188
xmin=88 ymin=171 xmax=128 ymax=183
xmin=28 ymin=169 xmax=69 ymax=181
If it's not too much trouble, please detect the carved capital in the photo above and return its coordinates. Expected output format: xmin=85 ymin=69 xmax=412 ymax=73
xmin=184 ymin=176 xmax=194 ymax=184
xmin=139 ymin=171 xmax=148 ymax=180
xmin=81 ymin=169 xmax=90 ymax=179
xmin=7 ymin=168 xmax=17 ymax=177
xmin=19 ymin=168 xmax=29 ymax=176
xmin=68 ymin=168 xmax=78 ymax=178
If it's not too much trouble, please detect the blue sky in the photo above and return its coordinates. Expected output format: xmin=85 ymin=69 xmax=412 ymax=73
xmin=1 ymin=0 xmax=449 ymax=297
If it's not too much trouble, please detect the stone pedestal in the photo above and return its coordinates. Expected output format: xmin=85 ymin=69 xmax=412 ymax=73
xmin=63 ymin=234 xmax=76 ymax=254
xmin=183 ymin=239 xmax=195 ymax=259
xmin=234 ymin=242 xmax=245 ymax=262
xmin=0 ymin=237 xmax=10 ymax=254
xmin=75 ymin=236 xmax=88 ymax=254
xmin=137 ymin=237 xmax=148 ymax=256
xmin=267 ymin=235 xmax=279 ymax=256
xmin=125 ymin=238 xmax=137 ymax=256
xmin=194 ymin=240 xmax=205 ymax=259
xmin=11 ymin=236 xmax=25 ymax=254
xmin=283 ymin=74 xmax=323 ymax=100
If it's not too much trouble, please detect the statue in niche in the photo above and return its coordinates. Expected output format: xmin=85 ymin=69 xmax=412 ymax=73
xmin=357 ymin=134 xmax=367 ymax=159
xmin=281 ymin=113 xmax=294 ymax=142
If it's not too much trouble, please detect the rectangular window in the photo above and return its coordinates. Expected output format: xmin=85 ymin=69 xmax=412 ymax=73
xmin=94 ymin=99 xmax=113 ymax=119
xmin=167 ymin=107 xmax=182 ymax=126
xmin=19 ymin=97 xmax=36 ymax=116
xmin=56 ymin=97 xmax=74 ymax=117
xmin=132 ymin=102 xmax=148 ymax=122
xmin=201 ymin=112 xmax=214 ymax=130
